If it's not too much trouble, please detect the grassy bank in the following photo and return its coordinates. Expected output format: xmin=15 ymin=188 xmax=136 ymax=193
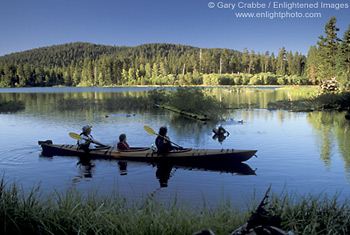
xmin=1 ymin=178 xmax=350 ymax=234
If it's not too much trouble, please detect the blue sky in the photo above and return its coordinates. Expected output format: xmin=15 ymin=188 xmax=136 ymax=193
xmin=0 ymin=0 xmax=349 ymax=56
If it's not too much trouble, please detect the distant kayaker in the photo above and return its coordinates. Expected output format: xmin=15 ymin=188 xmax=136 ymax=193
xmin=117 ymin=134 xmax=130 ymax=151
xmin=155 ymin=126 xmax=179 ymax=153
xmin=78 ymin=125 xmax=94 ymax=151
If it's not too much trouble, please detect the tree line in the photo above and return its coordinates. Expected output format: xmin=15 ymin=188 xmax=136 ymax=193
xmin=0 ymin=17 xmax=349 ymax=88
xmin=0 ymin=43 xmax=307 ymax=87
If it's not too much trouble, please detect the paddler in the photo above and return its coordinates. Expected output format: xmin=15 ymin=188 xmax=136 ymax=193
xmin=78 ymin=125 xmax=94 ymax=151
xmin=155 ymin=126 xmax=180 ymax=154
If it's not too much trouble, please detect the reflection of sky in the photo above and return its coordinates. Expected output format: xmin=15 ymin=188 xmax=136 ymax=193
xmin=1 ymin=88 xmax=350 ymax=206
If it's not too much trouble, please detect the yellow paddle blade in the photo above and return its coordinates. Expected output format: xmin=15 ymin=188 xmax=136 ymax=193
xmin=144 ymin=126 xmax=156 ymax=135
xmin=69 ymin=132 xmax=83 ymax=140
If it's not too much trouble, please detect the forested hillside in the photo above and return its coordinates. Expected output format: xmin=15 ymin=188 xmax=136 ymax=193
xmin=0 ymin=17 xmax=349 ymax=89
xmin=0 ymin=42 xmax=306 ymax=87
xmin=0 ymin=42 xmax=120 ymax=67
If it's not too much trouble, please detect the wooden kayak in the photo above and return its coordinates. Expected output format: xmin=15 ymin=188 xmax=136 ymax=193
xmin=38 ymin=141 xmax=257 ymax=164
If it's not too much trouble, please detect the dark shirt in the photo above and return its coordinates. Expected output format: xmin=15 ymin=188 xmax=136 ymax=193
xmin=117 ymin=142 xmax=130 ymax=151
xmin=155 ymin=136 xmax=174 ymax=153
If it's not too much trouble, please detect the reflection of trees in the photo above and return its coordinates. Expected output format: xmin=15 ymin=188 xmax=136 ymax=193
xmin=320 ymin=125 xmax=333 ymax=167
xmin=1 ymin=87 xmax=315 ymax=120
xmin=307 ymin=111 xmax=350 ymax=177
xmin=206 ymin=88 xmax=313 ymax=109
xmin=334 ymin=115 xmax=350 ymax=181
xmin=168 ymin=115 xmax=215 ymax=146
xmin=0 ymin=91 xmax=152 ymax=117
xmin=6 ymin=88 xmax=350 ymax=180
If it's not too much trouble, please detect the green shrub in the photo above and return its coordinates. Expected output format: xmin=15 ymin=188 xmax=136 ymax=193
xmin=167 ymin=88 xmax=223 ymax=118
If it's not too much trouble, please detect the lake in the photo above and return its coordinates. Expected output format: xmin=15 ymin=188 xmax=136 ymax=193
xmin=0 ymin=86 xmax=349 ymax=208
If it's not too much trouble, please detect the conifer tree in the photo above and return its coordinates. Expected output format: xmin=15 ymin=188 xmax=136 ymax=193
xmin=152 ymin=63 xmax=159 ymax=84
xmin=121 ymin=69 xmax=128 ymax=85
xmin=16 ymin=64 xmax=25 ymax=87
xmin=220 ymin=49 xmax=229 ymax=73
xmin=276 ymin=47 xmax=286 ymax=75
xmin=212 ymin=49 xmax=220 ymax=73
xmin=336 ymin=24 xmax=350 ymax=90
xmin=270 ymin=52 xmax=276 ymax=74
xmin=248 ymin=50 xmax=255 ymax=74
xmin=242 ymin=47 xmax=249 ymax=73
xmin=306 ymin=46 xmax=319 ymax=84
xmin=128 ymin=68 xmax=136 ymax=85
xmin=144 ymin=63 xmax=152 ymax=83
xmin=317 ymin=16 xmax=341 ymax=80
xmin=286 ymin=51 xmax=293 ymax=75
xmin=229 ymin=56 xmax=237 ymax=73
xmin=264 ymin=51 xmax=270 ymax=73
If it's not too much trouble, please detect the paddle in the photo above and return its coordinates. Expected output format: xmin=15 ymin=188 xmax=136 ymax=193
xmin=143 ymin=126 xmax=182 ymax=148
xmin=69 ymin=132 xmax=109 ymax=147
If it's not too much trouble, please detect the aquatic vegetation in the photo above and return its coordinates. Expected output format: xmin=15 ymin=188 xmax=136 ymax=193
xmin=148 ymin=88 xmax=225 ymax=121
xmin=167 ymin=88 xmax=223 ymax=118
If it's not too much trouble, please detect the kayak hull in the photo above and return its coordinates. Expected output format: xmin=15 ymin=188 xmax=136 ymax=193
xmin=39 ymin=142 xmax=257 ymax=164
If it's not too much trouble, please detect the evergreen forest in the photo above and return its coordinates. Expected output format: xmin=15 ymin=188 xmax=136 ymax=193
xmin=0 ymin=17 xmax=349 ymax=89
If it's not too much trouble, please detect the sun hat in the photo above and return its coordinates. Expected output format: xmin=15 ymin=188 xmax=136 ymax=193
xmin=82 ymin=125 xmax=92 ymax=133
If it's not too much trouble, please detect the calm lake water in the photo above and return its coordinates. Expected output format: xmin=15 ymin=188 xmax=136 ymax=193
xmin=1 ymin=86 xmax=349 ymax=207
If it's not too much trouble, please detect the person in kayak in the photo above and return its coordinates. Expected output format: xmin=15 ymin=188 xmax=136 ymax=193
xmin=78 ymin=125 xmax=94 ymax=151
xmin=155 ymin=126 xmax=179 ymax=154
xmin=117 ymin=134 xmax=130 ymax=151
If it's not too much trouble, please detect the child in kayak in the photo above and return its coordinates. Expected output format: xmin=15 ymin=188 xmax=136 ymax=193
xmin=117 ymin=134 xmax=130 ymax=151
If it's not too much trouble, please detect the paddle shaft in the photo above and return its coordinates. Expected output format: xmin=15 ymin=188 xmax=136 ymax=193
xmin=69 ymin=132 xmax=109 ymax=147
xmin=82 ymin=136 xmax=107 ymax=147
xmin=157 ymin=134 xmax=182 ymax=148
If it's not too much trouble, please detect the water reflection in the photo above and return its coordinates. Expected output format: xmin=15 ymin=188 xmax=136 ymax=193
xmin=307 ymin=111 xmax=350 ymax=176
xmin=20 ymin=87 xmax=350 ymax=175
xmin=154 ymin=161 xmax=256 ymax=187
xmin=41 ymin=152 xmax=256 ymax=188
xmin=156 ymin=163 xmax=175 ymax=187
xmin=138 ymin=161 xmax=256 ymax=188
xmin=118 ymin=161 xmax=128 ymax=176
xmin=212 ymin=125 xmax=230 ymax=143
xmin=206 ymin=87 xmax=317 ymax=109
xmin=76 ymin=157 xmax=95 ymax=178
xmin=212 ymin=133 xmax=229 ymax=143
xmin=4 ymin=87 xmax=350 ymax=200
